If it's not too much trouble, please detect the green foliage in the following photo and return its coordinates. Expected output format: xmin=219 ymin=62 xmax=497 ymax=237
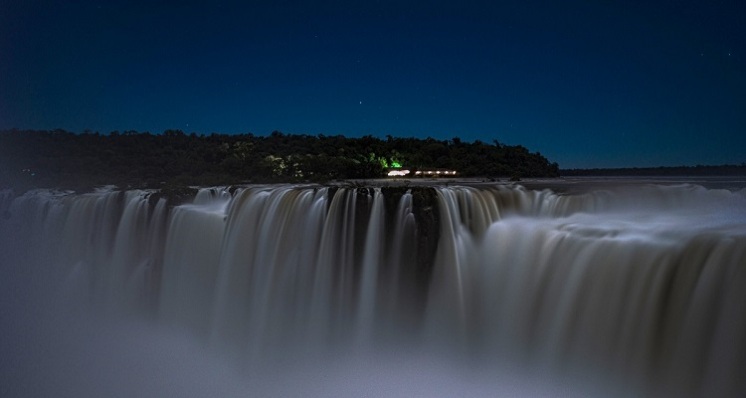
xmin=0 ymin=129 xmax=561 ymax=190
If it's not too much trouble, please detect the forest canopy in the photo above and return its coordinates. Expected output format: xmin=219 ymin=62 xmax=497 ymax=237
xmin=0 ymin=129 xmax=559 ymax=191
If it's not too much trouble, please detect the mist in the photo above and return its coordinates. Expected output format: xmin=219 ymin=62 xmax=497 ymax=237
xmin=2 ymin=181 xmax=744 ymax=397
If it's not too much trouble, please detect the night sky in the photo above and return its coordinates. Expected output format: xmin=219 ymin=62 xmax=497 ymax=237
xmin=1 ymin=1 xmax=744 ymax=168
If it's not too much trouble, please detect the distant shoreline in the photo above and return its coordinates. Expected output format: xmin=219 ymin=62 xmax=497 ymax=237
xmin=561 ymin=164 xmax=746 ymax=177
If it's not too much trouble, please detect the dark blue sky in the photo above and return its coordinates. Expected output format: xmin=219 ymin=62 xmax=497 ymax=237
xmin=1 ymin=1 xmax=744 ymax=168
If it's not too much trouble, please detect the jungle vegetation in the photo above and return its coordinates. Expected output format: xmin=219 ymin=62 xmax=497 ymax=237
xmin=0 ymin=129 xmax=559 ymax=191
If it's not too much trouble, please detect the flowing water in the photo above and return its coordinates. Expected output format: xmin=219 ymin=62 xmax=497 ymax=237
xmin=1 ymin=180 xmax=745 ymax=397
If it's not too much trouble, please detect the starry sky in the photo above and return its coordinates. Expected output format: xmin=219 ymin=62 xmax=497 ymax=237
xmin=1 ymin=1 xmax=744 ymax=168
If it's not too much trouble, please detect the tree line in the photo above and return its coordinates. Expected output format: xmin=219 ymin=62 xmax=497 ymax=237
xmin=0 ymin=129 xmax=559 ymax=191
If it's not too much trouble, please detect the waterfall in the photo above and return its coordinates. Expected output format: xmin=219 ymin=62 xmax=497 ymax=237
xmin=355 ymin=188 xmax=385 ymax=345
xmin=1 ymin=182 xmax=745 ymax=397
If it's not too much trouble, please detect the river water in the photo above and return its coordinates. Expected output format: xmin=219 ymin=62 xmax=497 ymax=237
xmin=1 ymin=178 xmax=744 ymax=397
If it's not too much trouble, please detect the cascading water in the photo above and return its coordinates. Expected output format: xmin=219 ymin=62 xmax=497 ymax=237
xmin=1 ymin=181 xmax=745 ymax=397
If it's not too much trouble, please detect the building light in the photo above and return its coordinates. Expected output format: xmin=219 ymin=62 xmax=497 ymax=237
xmin=387 ymin=169 xmax=411 ymax=177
